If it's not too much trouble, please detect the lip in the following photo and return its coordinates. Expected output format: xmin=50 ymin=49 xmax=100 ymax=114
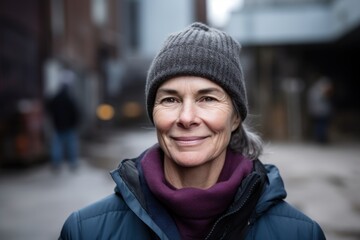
xmin=171 ymin=136 xmax=208 ymax=146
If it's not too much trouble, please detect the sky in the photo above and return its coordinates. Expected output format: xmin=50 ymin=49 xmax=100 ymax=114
xmin=207 ymin=0 xmax=244 ymax=27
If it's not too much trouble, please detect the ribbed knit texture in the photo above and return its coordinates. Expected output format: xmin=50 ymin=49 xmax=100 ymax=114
xmin=145 ymin=22 xmax=248 ymax=123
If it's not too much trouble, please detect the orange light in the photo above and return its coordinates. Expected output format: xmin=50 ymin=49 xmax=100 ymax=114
xmin=96 ymin=104 xmax=114 ymax=121
xmin=122 ymin=102 xmax=142 ymax=118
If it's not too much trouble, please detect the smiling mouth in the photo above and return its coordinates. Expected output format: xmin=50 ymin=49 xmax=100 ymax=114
xmin=171 ymin=136 xmax=207 ymax=145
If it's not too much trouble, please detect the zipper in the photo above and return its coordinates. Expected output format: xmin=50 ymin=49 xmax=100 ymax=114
xmin=205 ymin=176 xmax=261 ymax=240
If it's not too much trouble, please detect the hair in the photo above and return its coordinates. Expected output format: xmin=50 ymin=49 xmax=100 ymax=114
xmin=229 ymin=102 xmax=263 ymax=160
xmin=229 ymin=124 xmax=263 ymax=160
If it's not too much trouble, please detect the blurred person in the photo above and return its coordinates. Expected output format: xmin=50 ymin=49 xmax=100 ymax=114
xmin=46 ymin=68 xmax=80 ymax=170
xmin=59 ymin=23 xmax=325 ymax=239
xmin=307 ymin=76 xmax=334 ymax=144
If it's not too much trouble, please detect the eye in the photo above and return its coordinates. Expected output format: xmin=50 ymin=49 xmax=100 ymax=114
xmin=200 ymin=96 xmax=217 ymax=102
xmin=160 ymin=97 xmax=178 ymax=104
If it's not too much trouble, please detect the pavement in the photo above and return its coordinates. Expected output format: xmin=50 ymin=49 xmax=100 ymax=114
xmin=0 ymin=128 xmax=360 ymax=240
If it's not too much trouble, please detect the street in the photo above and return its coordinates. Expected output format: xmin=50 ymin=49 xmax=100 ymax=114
xmin=1 ymin=129 xmax=360 ymax=240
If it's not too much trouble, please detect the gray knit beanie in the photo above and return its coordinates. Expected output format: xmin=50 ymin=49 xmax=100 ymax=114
xmin=145 ymin=22 xmax=248 ymax=123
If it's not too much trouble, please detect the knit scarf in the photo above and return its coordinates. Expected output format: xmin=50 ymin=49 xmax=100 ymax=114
xmin=141 ymin=145 xmax=253 ymax=240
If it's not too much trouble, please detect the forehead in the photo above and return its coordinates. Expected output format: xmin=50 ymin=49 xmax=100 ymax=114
xmin=159 ymin=76 xmax=222 ymax=90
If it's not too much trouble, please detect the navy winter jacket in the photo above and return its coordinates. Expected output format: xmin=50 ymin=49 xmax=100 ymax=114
xmin=60 ymin=149 xmax=326 ymax=239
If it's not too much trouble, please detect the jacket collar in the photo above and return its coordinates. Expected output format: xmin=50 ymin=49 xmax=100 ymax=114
xmin=254 ymin=163 xmax=287 ymax=216
xmin=110 ymin=145 xmax=180 ymax=240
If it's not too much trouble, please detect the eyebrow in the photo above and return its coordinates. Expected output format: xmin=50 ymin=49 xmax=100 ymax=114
xmin=198 ymin=87 xmax=223 ymax=95
xmin=156 ymin=88 xmax=178 ymax=95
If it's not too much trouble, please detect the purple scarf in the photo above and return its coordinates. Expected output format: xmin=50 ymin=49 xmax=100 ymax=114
xmin=141 ymin=145 xmax=253 ymax=239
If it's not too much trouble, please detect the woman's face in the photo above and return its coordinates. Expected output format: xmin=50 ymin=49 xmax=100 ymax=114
xmin=153 ymin=76 xmax=240 ymax=169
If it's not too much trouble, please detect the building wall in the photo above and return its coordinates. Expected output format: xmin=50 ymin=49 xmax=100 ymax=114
xmin=0 ymin=0 xmax=50 ymax=164
xmin=139 ymin=0 xmax=195 ymax=57
xmin=227 ymin=0 xmax=360 ymax=45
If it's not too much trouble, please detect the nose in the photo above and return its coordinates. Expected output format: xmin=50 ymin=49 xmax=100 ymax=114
xmin=177 ymin=100 xmax=199 ymax=128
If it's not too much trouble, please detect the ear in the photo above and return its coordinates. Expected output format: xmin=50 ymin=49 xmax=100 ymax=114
xmin=231 ymin=115 xmax=241 ymax=132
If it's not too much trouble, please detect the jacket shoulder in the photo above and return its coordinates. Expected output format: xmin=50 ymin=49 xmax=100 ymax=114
xmin=248 ymin=200 xmax=326 ymax=240
xmin=59 ymin=193 xmax=151 ymax=239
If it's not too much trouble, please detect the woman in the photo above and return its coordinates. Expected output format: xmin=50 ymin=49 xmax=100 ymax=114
xmin=60 ymin=22 xmax=325 ymax=239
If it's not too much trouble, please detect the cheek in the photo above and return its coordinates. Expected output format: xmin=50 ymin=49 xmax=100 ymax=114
xmin=153 ymin=109 xmax=174 ymax=152
xmin=201 ymin=108 xmax=235 ymax=131
xmin=153 ymin=108 xmax=174 ymax=131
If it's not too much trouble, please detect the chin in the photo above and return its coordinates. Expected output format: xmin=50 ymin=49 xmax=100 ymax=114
xmin=172 ymin=153 xmax=208 ymax=168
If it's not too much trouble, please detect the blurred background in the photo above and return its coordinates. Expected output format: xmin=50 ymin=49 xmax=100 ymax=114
xmin=0 ymin=0 xmax=359 ymax=239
